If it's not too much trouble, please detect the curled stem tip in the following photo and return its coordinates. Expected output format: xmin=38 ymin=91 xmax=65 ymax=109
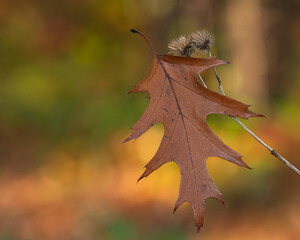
xmin=130 ymin=28 xmax=138 ymax=33
xmin=130 ymin=28 xmax=157 ymax=56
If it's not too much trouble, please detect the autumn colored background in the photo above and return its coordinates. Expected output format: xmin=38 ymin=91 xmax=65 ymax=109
xmin=0 ymin=0 xmax=299 ymax=239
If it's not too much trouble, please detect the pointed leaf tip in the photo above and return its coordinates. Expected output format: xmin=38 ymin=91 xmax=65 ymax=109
xmin=216 ymin=195 xmax=229 ymax=208
xmin=196 ymin=224 xmax=203 ymax=234
xmin=128 ymin=87 xmax=138 ymax=94
xmin=239 ymin=159 xmax=251 ymax=169
xmin=173 ymin=206 xmax=178 ymax=214
xmin=137 ymin=175 xmax=144 ymax=183
xmin=218 ymin=59 xmax=230 ymax=65
xmin=122 ymin=135 xmax=132 ymax=143
xmin=258 ymin=113 xmax=265 ymax=118
xmin=245 ymin=164 xmax=252 ymax=170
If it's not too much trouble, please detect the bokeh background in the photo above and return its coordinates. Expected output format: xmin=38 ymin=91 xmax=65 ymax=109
xmin=0 ymin=0 xmax=299 ymax=239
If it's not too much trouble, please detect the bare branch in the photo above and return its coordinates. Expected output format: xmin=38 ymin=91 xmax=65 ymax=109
xmin=197 ymin=48 xmax=300 ymax=176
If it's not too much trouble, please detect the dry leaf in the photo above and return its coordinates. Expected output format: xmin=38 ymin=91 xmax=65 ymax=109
xmin=124 ymin=30 xmax=262 ymax=232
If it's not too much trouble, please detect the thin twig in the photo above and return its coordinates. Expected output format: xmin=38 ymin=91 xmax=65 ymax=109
xmin=196 ymin=49 xmax=300 ymax=175
xmin=198 ymin=73 xmax=207 ymax=88
xmin=207 ymin=48 xmax=224 ymax=94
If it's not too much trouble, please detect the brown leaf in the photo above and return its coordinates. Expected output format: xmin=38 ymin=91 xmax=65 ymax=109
xmin=125 ymin=30 xmax=262 ymax=232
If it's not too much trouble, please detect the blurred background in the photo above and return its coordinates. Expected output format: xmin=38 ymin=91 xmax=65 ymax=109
xmin=0 ymin=0 xmax=299 ymax=239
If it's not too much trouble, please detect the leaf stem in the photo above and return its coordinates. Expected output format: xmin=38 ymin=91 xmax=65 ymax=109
xmin=130 ymin=28 xmax=158 ymax=57
xmin=196 ymin=49 xmax=300 ymax=175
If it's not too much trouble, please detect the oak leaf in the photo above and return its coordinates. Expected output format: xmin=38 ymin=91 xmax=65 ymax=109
xmin=125 ymin=30 xmax=262 ymax=232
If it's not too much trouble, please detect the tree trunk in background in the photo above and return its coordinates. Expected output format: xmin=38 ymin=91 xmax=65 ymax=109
xmin=263 ymin=0 xmax=300 ymax=101
xmin=225 ymin=0 xmax=268 ymax=108
xmin=140 ymin=0 xmax=299 ymax=109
